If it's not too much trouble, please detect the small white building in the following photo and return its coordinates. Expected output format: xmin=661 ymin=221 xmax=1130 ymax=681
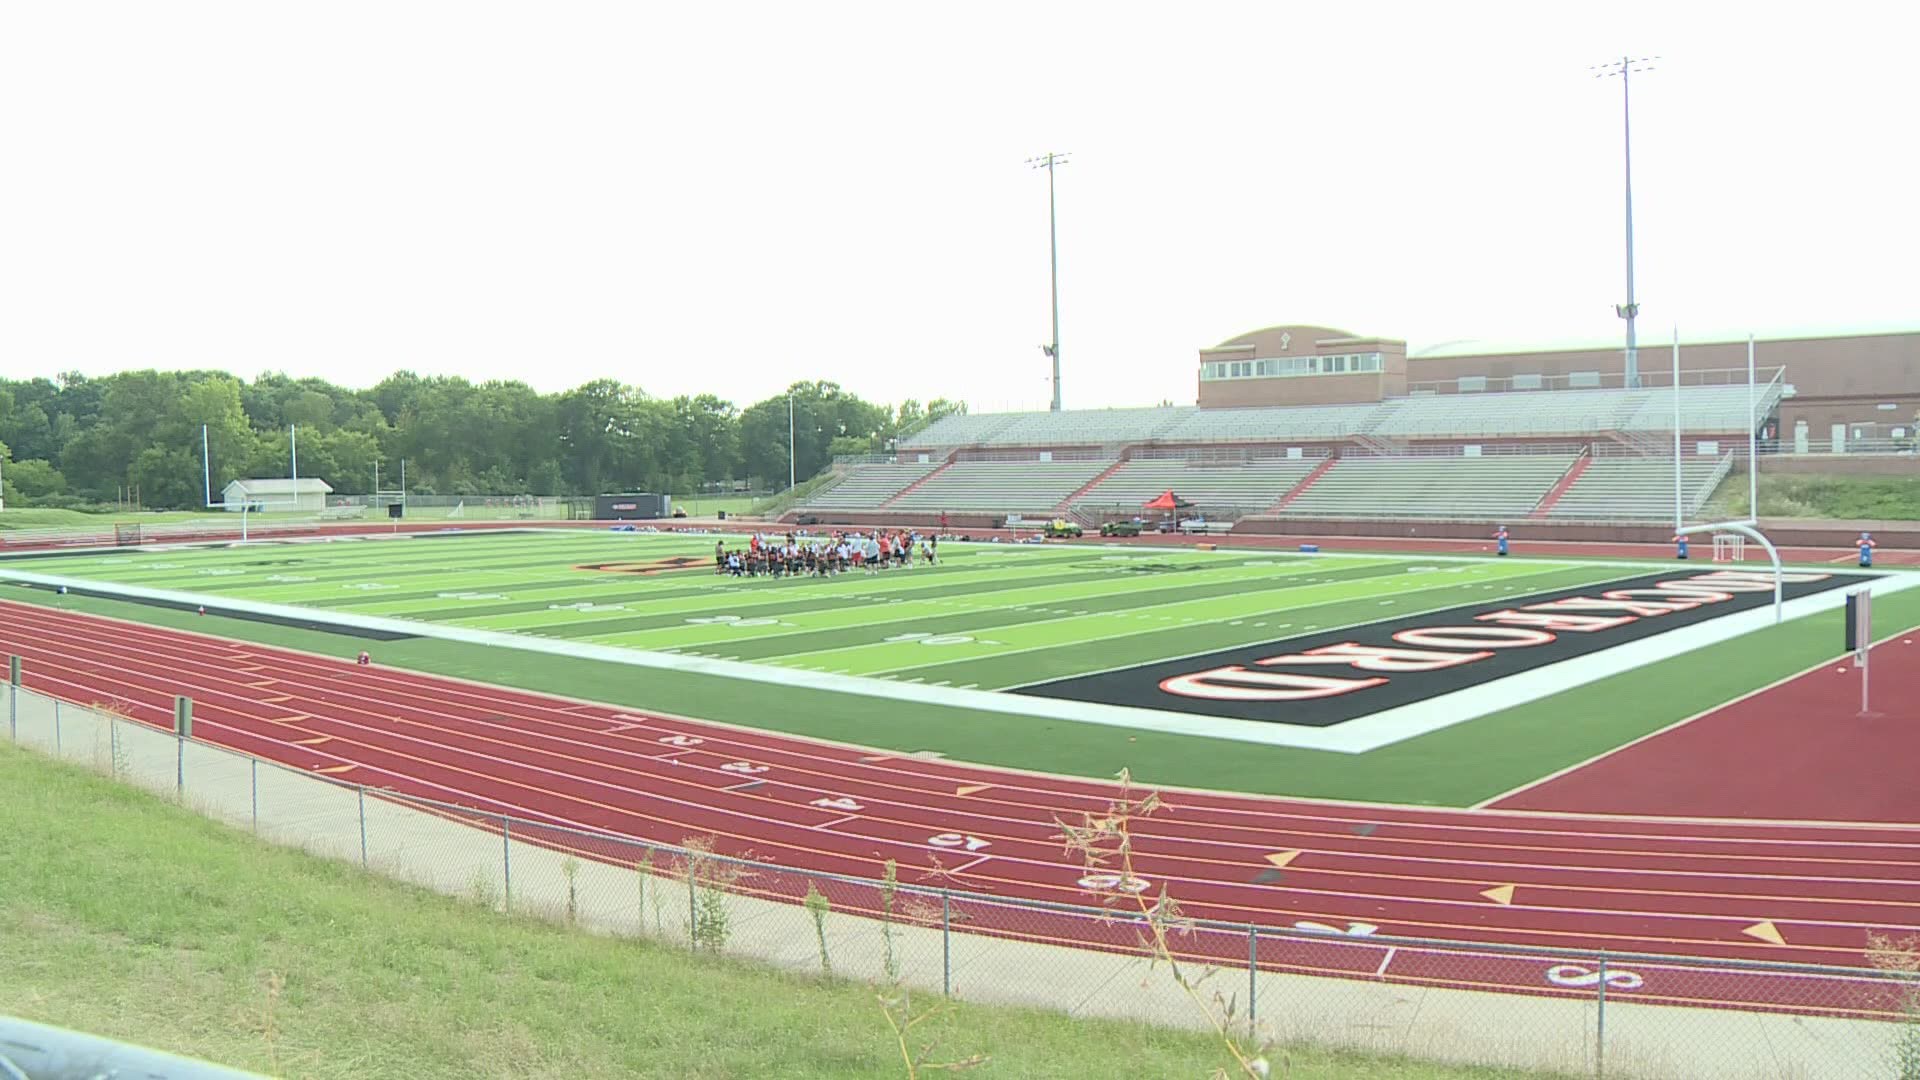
xmin=221 ymin=477 xmax=334 ymax=513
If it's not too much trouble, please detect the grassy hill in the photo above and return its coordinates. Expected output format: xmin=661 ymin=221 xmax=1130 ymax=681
xmin=0 ymin=742 xmax=1537 ymax=1080
xmin=1707 ymin=471 xmax=1920 ymax=520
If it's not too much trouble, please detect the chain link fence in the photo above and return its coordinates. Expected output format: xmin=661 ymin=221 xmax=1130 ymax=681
xmin=6 ymin=682 xmax=1919 ymax=1079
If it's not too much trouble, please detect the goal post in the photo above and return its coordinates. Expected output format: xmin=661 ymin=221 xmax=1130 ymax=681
xmin=1672 ymin=326 xmax=1781 ymax=624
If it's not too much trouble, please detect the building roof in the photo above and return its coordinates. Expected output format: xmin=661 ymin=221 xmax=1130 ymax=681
xmin=224 ymin=478 xmax=334 ymax=494
xmin=1408 ymin=323 xmax=1920 ymax=361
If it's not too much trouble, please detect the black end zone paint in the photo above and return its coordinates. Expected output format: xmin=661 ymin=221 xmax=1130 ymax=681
xmin=1012 ymin=570 xmax=1872 ymax=728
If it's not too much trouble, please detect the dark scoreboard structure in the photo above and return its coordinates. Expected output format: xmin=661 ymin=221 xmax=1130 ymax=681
xmin=594 ymin=493 xmax=672 ymax=520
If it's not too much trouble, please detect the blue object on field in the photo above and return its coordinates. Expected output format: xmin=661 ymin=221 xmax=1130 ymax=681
xmin=1299 ymin=544 xmax=1319 ymax=553
xmin=611 ymin=524 xmax=637 ymax=532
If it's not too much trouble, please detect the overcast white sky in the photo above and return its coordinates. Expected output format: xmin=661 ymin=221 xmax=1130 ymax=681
xmin=2 ymin=2 xmax=1915 ymax=413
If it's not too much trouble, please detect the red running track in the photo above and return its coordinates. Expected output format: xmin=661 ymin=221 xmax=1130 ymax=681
xmin=4 ymin=599 xmax=1919 ymax=1018
xmin=1494 ymin=633 xmax=1920 ymax=822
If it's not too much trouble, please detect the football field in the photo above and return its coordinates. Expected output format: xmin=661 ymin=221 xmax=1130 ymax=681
xmin=3 ymin=526 xmax=1911 ymax=803
xmin=16 ymin=528 xmax=1621 ymax=687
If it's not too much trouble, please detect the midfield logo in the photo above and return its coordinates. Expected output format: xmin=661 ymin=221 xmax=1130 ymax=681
xmin=1014 ymin=569 xmax=1869 ymax=727
xmin=576 ymin=556 xmax=708 ymax=576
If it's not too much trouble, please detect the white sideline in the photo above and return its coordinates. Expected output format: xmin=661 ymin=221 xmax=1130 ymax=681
xmin=1 ymin=564 xmax=1914 ymax=756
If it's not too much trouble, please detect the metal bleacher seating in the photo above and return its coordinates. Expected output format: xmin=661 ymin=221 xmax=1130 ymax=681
xmin=902 ymin=382 xmax=1770 ymax=453
xmin=1151 ymin=403 xmax=1387 ymax=442
xmin=1544 ymin=456 xmax=1730 ymax=520
xmin=806 ymin=463 xmax=941 ymax=509
xmin=1620 ymin=384 xmax=1773 ymax=432
xmin=889 ymin=460 xmax=1110 ymax=514
xmin=1370 ymin=388 xmax=1640 ymax=438
xmin=1276 ymin=454 xmax=1578 ymax=519
xmin=1073 ymin=458 xmax=1321 ymax=511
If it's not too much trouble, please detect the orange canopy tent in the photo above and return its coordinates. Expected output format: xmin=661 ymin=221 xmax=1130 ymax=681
xmin=1142 ymin=490 xmax=1191 ymax=512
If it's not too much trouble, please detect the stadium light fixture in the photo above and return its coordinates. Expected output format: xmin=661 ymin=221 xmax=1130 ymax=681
xmin=1027 ymin=152 xmax=1069 ymax=411
xmin=1593 ymin=56 xmax=1658 ymax=390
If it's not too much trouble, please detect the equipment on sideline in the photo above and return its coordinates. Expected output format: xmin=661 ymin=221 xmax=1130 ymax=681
xmin=114 ymin=523 xmax=142 ymax=547
xmin=1711 ymin=534 xmax=1745 ymax=563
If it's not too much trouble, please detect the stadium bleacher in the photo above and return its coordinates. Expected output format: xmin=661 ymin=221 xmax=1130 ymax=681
xmin=1369 ymin=389 xmax=1640 ymax=438
xmin=1544 ymin=455 xmax=1729 ymax=520
xmin=1072 ymin=457 xmax=1321 ymax=511
xmin=1274 ymin=454 xmax=1578 ymax=519
xmin=900 ymin=383 xmax=1777 ymax=451
xmin=889 ymin=460 xmax=1112 ymax=513
xmin=805 ymin=463 xmax=941 ymax=509
xmin=801 ymin=381 xmax=1771 ymax=524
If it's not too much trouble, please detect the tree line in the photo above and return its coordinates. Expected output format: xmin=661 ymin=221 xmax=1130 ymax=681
xmin=0 ymin=371 xmax=963 ymax=510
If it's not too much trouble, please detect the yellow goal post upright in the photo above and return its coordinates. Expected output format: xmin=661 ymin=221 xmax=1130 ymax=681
xmin=1668 ymin=328 xmax=1783 ymax=623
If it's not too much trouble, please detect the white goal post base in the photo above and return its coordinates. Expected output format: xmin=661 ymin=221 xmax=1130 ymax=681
xmin=1677 ymin=521 xmax=1781 ymax=624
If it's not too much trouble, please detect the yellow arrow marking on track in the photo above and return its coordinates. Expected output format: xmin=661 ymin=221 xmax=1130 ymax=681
xmin=1742 ymin=920 xmax=1786 ymax=946
xmin=1480 ymin=884 xmax=1517 ymax=906
xmin=1264 ymin=851 xmax=1302 ymax=868
xmin=293 ymin=736 xmax=333 ymax=747
xmin=314 ymin=764 xmax=357 ymax=775
xmin=955 ymin=784 xmax=992 ymax=796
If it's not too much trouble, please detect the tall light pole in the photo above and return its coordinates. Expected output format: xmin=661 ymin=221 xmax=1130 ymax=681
xmin=1028 ymin=152 xmax=1069 ymax=411
xmin=787 ymin=391 xmax=796 ymax=491
xmin=1595 ymin=56 xmax=1656 ymax=389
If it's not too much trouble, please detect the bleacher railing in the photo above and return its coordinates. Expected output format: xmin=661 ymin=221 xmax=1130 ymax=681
xmin=5 ymin=682 xmax=1919 ymax=1080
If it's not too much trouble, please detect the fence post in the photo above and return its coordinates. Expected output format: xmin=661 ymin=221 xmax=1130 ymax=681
xmin=1248 ymin=926 xmax=1258 ymax=1035
xmin=250 ymin=759 xmax=258 ymax=834
xmin=53 ymin=699 xmax=62 ymax=756
xmin=941 ymin=891 xmax=952 ymax=997
xmin=8 ymin=656 xmax=19 ymax=742
xmin=1595 ymin=954 xmax=1608 ymax=1079
xmin=687 ymin=864 xmax=697 ymax=949
xmin=501 ymin=818 xmax=512 ymax=912
xmin=357 ymin=787 xmax=368 ymax=868
xmin=173 ymin=695 xmax=192 ymax=801
xmin=110 ymin=719 xmax=119 ymax=779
